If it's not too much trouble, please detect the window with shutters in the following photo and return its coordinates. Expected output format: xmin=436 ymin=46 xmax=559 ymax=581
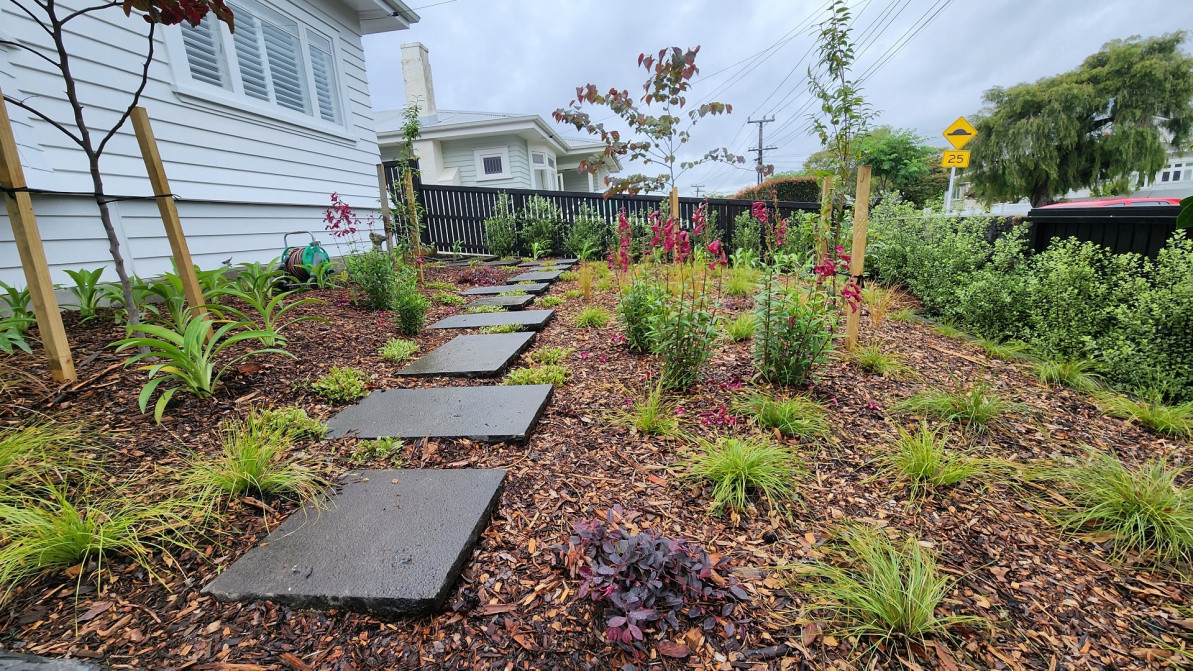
xmin=176 ymin=1 xmax=342 ymax=125
xmin=474 ymin=147 xmax=511 ymax=181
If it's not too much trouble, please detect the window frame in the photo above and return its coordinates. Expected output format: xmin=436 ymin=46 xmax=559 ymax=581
xmin=164 ymin=0 xmax=351 ymax=139
xmin=474 ymin=146 xmax=511 ymax=181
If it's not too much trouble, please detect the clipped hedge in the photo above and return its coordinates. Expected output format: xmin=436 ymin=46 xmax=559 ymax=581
xmin=732 ymin=176 xmax=820 ymax=203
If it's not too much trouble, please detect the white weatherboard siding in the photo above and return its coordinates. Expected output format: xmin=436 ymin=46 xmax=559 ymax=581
xmin=560 ymin=169 xmax=590 ymax=193
xmin=0 ymin=0 xmax=385 ymax=287
xmin=439 ymin=136 xmax=531 ymax=189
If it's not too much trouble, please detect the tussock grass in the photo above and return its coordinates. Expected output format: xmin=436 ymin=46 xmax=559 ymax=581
xmin=378 ymin=338 xmax=419 ymax=363
xmin=852 ymin=345 xmax=912 ymax=378
xmin=894 ymin=383 xmax=1013 ymax=433
xmin=575 ymin=306 xmax=612 ymax=328
xmin=502 ymin=365 xmax=571 ymax=386
xmin=890 ymin=308 xmax=918 ymax=323
xmin=1033 ymin=359 xmax=1102 ymax=393
xmin=578 ymin=264 xmax=595 ymax=300
xmin=737 ymin=393 xmax=829 ymax=439
xmin=795 ymin=528 xmax=975 ymax=644
xmin=931 ymin=320 xmax=968 ymax=339
xmin=525 ymin=347 xmax=574 ymax=366
xmin=0 ymin=421 xmax=84 ymax=488
xmin=883 ymin=422 xmax=977 ymax=497
xmin=688 ymin=437 xmax=803 ymax=515
xmin=609 ymin=380 xmax=679 ymax=436
xmin=723 ymin=313 xmax=756 ymax=342
xmin=1096 ymin=392 xmax=1193 ymax=439
xmin=977 ymin=336 xmax=1032 ymax=362
xmin=723 ymin=267 xmax=759 ymax=298
xmin=188 ymin=413 xmax=324 ymax=500
xmin=539 ymin=295 xmax=565 ymax=307
xmin=861 ymin=285 xmax=899 ymax=328
xmin=1044 ymin=450 xmax=1193 ymax=564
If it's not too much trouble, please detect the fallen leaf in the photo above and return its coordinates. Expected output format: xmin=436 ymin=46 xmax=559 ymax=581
xmin=77 ymin=601 xmax=111 ymax=623
xmin=656 ymin=641 xmax=691 ymax=658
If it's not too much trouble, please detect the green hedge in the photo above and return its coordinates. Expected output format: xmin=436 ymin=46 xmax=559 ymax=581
xmin=867 ymin=199 xmax=1193 ymax=403
xmin=732 ymin=176 xmax=820 ymax=203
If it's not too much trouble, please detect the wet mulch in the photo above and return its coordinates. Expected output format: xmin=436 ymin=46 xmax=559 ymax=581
xmin=0 ymin=263 xmax=1189 ymax=670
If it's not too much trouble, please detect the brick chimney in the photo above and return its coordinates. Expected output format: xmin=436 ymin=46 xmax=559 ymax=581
xmin=400 ymin=42 xmax=437 ymax=115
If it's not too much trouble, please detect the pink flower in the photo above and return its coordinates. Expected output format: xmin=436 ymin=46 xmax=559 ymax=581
xmin=598 ymin=355 xmax=607 ymax=362
xmin=580 ymin=351 xmax=590 ymax=359
xmin=775 ymin=218 xmax=788 ymax=247
xmin=751 ymin=201 xmax=768 ymax=224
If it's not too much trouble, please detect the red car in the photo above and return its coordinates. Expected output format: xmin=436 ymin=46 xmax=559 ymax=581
xmin=1039 ymin=197 xmax=1182 ymax=208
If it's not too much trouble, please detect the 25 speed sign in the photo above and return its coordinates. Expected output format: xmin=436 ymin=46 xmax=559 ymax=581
xmin=941 ymin=150 xmax=970 ymax=168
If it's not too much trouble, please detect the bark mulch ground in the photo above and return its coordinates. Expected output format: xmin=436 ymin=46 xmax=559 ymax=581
xmin=0 ymin=262 xmax=1189 ymax=670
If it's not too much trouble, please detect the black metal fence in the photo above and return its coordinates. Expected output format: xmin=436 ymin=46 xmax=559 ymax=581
xmin=1024 ymin=205 xmax=1181 ymax=258
xmin=381 ymin=161 xmax=819 ymax=256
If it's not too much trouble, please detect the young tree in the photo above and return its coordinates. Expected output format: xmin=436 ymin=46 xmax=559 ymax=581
xmin=0 ymin=0 xmax=233 ymax=327
xmin=553 ymin=46 xmax=742 ymax=195
xmin=798 ymin=126 xmax=945 ymax=205
xmin=968 ymin=32 xmax=1193 ymax=208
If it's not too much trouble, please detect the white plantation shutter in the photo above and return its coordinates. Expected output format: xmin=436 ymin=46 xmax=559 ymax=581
xmin=180 ymin=15 xmax=227 ymax=87
xmin=231 ymin=10 xmax=270 ymax=101
xmin=307 ymin=33 xmax=340 ymax=123
xmin=261 ymin=20 xmax=309 ymax=114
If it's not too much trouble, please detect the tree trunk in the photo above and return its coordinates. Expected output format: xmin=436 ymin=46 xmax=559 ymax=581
xmin=1029 ymin=182 xmax=1053 ymax=209
xmin=88 ymin=153 xmax=141 ymax=329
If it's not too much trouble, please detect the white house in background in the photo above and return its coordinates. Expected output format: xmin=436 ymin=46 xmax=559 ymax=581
xmin=374 ymin=42 xmax=620 ymax=193
xmin=0 ymin=0 xmax=418 ymax=288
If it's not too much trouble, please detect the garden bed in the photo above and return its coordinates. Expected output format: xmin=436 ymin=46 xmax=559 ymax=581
xmin=0 ymin=261 xmax=1189 ymax=670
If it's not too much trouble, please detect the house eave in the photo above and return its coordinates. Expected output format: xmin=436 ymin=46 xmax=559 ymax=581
xmin=379 ymin=115 xmax=569 ymax=154
xmin=354 ymin=0 xmax=420 ymax=34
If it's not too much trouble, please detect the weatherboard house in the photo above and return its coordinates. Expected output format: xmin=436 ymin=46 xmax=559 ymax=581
xmin=375 ymin=42 xmax=621 ymax=193
xmin=1 ymin=0 xmax=419 ymax=288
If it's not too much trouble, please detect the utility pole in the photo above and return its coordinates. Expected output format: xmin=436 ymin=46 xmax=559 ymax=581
xmin=692 ymin=185 xmax=704 ymax=198
xmin=747 ymin=116 xmax=777 ymax=185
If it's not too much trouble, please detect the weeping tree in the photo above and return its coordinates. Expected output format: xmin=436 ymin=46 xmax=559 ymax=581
xmin=0 ymin=0 xmax=234 ymax=327
xmin=968 ymin=32 xmax=1193 ymax=208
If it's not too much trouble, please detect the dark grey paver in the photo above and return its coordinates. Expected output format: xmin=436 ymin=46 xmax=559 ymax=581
xmin=202 ymin=469 xmax=506 ymax=616
xmin=0 ymin=653 xmax=98 ymax=670
xmin=398 ymin=332 xmax=536 ymax=378
xmin=519 ymin=264 xmax=573 ymax=273
xmin=464 ymin=294 xmax=535 ymax=310
xmin=517 ymin=258 xmax=577 ymax=267
xmin=507 ymin=270 xmax=564 ymax=283
xmin=428 ymin=309 xmax=554 ymax=331
xmin=325 ymin=384 xmax=554 ymax=442
xmin=483 ymin=258 xmax=522 ymax=266
xmin=459 ymin=283 xmax=548 ymax=296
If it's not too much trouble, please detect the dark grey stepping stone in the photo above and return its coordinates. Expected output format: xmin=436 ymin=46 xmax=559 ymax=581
xmin=428 ymin=309 xmax=554 ymax=331
xmin=202 ymin=469 xmax=506 ymax=616
xmin=507 ymin=270 xmax=564 ymax=283
xmin=0 ymin=653 xmax=99 ymax=670
xmin=521 ymin=264 xmax=573 ymax=273
xmin=483 ymin=258 xmax=521 ymax=266
xmin=465 ymin=295 xmax=535 ymax=310
xmin=517 ymin=258 xmax=577 ymax=267
xmin=398 ymin=332 xmax=535 ymax=378
xmin=325 ymin=384 xmax=553 ymax=441
xmin=459 ymin=283 xmax=548 ymax=296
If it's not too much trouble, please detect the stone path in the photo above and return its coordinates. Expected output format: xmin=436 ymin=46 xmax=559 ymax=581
xmin=397 ymin=332 xmax=535 ymax=378
xmin=459 ymin=283 xmax=548 ymax=296
xmin=203 ymin=469 xmax=507 ymax=616
xmin=464 ymin=295 xmax=534 ymax=310
xmin=507 ymin=270 xmax=564 ymax=283
xmin=326 ymin=384 xmax=554 ymax=441
xmin=517 ymin=258 xmax=577 ymax=267
xmin=428 ymin=309 xmax=554 ymax=331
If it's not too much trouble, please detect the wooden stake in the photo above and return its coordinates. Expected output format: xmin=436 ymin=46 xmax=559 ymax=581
xmin=130 ymin=107 xmax=205 ymax=318
xmin=845 ymin=165 xmax=872 ymax=350
xmin=669 ymin=186 xmax=679 ymax=222
xmin=0 ymin=85 xmax=76 ymax=382
xmin=402 ymin=169 xmax=423 ymax=282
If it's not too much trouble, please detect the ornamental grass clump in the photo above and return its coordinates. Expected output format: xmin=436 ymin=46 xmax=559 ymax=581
xmin=723 ymin=312 xmax=756 ymax=342
xmin=561 ymin=513 xmax=746 ymax=650
xmin=852 ymin=344 xmax=912 ymax=378
xmin=688 ymin=437 xmax=803 ymax=515
xmin=379 ymin=338 xmax=419 ymax=363
xmin=575 ymin=306 xmax=612 ymax=328
xmin=525 ymin=346 xmax=574 ymax=366
xmin=1095 ymin=391 xmax=1193 ymax=439
xmin=883 ymin=422 xmax=977 ymax=498
xmin=0 ymin=422 xmax=84 ymax=489
xmin=311 ymin=367 xmax=369 ymax=403
xmin=609 ymin=380 xmax=679 ymax=436
xmin=894 ymin=382 xmax=1013 ymax=433
xmin=736 ymin=393 xmax=829 ymax=439
xmin=1033 ymin=359 xmax=1102 ymax=393
xmin=1045 ymin=450 xmax=1193 ymax=564
xmin=188 ymin=412 xmax=324 ymax=501
xmin=795 ymin=528 xmax=975 ymax=645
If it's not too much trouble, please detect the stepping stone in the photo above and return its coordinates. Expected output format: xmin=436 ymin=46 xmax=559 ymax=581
xmin=459 ymin=283 xmax=549 ymax=296
xmin=483 ymin=258 xmax=522 ymax=266
xmin=0 ymin=653 xmax=100 ymax=670
xmin=325 ymin=384 xmax=554 ymax=442
xmin=521 ymin=264 xmax=573 ymax=273
xmin=465 ymin=295 xmax=535 ymax=310
xmin=398 ymin=332 xmax=536 ymax=378
xmin=428 ymin=309 xmax=554 ymax=331
xmin=517 ymin=258 xmax=577 ymax=267
xmin=507 ymin=270 xmax=564 ymax=284
xmin=202 ymin=469 xmax=506 ymax=616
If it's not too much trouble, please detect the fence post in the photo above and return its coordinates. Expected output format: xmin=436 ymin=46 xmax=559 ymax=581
xmin=0 ymin=85 xmax=75 ymax=382
xmin=845 ymin=165 xmax=872 ymax=350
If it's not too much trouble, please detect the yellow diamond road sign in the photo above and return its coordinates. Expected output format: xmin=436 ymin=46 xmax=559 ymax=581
xmin=941 ymin=150 xmax=970 ymax=168
xmin=943 ymin=116 xmax=977 ymax=149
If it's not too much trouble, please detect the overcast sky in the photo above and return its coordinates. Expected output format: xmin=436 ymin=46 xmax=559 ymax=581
xmin=361 ymin=0 xmax=1193 ymax=197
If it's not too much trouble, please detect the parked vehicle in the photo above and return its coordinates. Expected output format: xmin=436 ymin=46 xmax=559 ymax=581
xmin=1039 ymin=197 xmax=1182 ymax=208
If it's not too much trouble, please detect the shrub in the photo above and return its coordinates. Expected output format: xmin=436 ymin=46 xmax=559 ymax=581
xmin=1046 ymin=451 xmax=1193 ymax=563
xmin=753 ymin=280 xmax=837 ymax=386
xmin=651 ymin=298 xmax=717 ymax=391
xmin=539 ymin=295 xmax=565 ymax=307
xmin=480 ymin=323 xmax=523 ymax=334
xmin=618 ymin=279 xmax=667 ymax=352
xmin=525 ymin=346 xmax=573 ymax=366
xmin=379 ymin=338 xmax=419 ymax=363
xmin=311 ymin=367 xmax=369 ymax=403
xmin=1033 ymin=359 xmax=1101 ymax=393
xmin=883 ymin=422 xmax=976 ymax=497
xmin=562 ymin=515 xmax=744 ymax=649
xmin=520 ymin=196 xmax=561 ymax=256
xmin=737 ymin=393 xmax=829 ymax=438
xmin=484 ymin=192 xmax=518 ymax=257
xmin=575 ymin=306 xmax=612 ymax=328
xmin=189 ymin=412 xmax=324 ymax=500
xmin=796 ymin=528 xmax=973 ymax=642
xmin=344 ymin=249 xmax=399 ymax=310
xmin=249 ymin=406 xmax=326 ymax=440
xmin=352 ymin=437 xmax=403 ymax=467
xmin=893 ymin=383 xmax=1012 ymax=433
xmin=564 ymin=205 xmax=607 ymax=260
xmin=1096 ymin=392 xmax=1193 ymax=439
xmin=502 ymin=365 xmax=571 ymax=386
xmin=852 ymin=345 xmax=912 ymax=378
xmin=723 ymin=312 xmax=756 ymax=341
xmin=732 ymin=175 xmax=820 ymax=203
xmin=731 ymin=210 xmax=763 ymax=258
xmin=689 ymin=437 xmax=803 ymax=515
xmin=432 ymin=291 xmax=464 ymax=306
xmin=393 ymin=267 xmax=429 ymax=336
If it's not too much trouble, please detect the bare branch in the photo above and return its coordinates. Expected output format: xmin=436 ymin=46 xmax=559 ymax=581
xmin=97 ymin=21 xmax=155 ymax=156
xmin=61 ymin=1 xmax=121 ymax=24
xmin=0 ymin=38 xmax=61 ymax=68
xmin=2 ymin=93 xmax=84 ymax=147
xmin=9 ymin=0 xmax=54 ymax=36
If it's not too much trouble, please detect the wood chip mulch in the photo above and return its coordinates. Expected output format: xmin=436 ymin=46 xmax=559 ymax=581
xmin=0 ymin=263 xmax=1189 ymax=670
